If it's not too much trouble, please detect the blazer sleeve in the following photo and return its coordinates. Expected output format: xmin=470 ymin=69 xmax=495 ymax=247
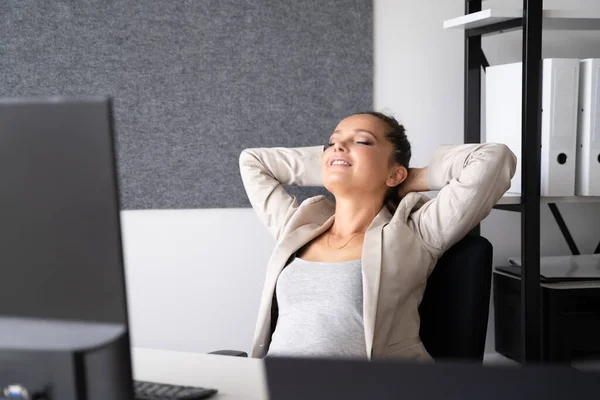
xmin=239 ymin=146 xmax=325 ymax=240
xmin=408 ymin=143 xmax=517 ymax=256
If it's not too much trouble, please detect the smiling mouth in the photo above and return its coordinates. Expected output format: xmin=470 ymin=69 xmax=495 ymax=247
xmin=330 ymin=160 xmax=352 ymax=167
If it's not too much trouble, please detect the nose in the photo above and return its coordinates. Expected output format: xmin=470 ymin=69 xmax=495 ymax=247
xmin=333 ymin=140 xmax=348 ymax=152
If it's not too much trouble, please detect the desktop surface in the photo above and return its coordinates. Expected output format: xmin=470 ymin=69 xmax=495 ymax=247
xmin=131 ymin=348 xmax=268 ymax=400
xmin=132 ymin=347 xmax=600 ymax=400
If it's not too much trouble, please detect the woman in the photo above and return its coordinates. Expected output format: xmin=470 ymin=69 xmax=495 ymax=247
xmin=239 ymin=111 xmax=516 ymax=361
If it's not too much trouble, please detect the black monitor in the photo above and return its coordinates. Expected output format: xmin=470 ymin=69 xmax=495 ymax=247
xmin=266 ymin=356 xmax=600 ymax=400
xmin=0 ymin=97 xmax=133 ymax=399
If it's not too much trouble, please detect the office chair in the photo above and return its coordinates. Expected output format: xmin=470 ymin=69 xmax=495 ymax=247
xmin=419 ymin=235 xmax=493 ymax=362
xmin=213 ymin=235 xmax=493 ymax=361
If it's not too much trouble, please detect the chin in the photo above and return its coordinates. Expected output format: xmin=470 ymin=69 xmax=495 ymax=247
xmin=323 ymin=179 xmax=359 ymax=195
xmin=324 ymin=175 xmax=351 ymax=186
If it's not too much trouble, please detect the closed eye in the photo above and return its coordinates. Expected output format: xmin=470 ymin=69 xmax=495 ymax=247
xmin=357 ymin=141 xmax=372 ymax=145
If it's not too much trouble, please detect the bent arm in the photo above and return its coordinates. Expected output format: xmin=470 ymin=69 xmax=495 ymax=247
xmin=408 ymin=143 xmax=517 ymax=256
xmin=239 ymin=146 xmax=324 ymax=240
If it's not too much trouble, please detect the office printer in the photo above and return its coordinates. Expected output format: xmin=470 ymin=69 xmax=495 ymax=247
xmin=494 ymin=254 xmax=600 ymax=363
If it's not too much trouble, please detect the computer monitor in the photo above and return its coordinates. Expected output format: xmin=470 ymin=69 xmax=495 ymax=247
xmin=265 ymin=356 xmax=600 ymax=400
xmin=0 ymin=97 xmax=133 ymax=399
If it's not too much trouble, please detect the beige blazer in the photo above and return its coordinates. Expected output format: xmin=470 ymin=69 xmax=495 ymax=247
xmin=239 ymin=143 xmax=516 ymax=360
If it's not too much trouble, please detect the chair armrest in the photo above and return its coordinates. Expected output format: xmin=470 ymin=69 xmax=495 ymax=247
xmin=209 ymin=349 xmax=248 ymax=357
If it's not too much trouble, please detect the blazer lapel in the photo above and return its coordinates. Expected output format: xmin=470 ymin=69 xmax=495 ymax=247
xmin=268 ymin=216 xmax=335 ymax=283
xmin=361 ymin=206 xmax=391 ymax=358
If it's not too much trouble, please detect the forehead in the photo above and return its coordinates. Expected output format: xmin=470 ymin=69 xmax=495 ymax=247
xmin=333 ymin=114 xmax=388 ymax=138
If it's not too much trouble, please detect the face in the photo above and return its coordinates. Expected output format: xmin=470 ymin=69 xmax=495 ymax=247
xmin=321 ymin=114 xmax=407 ymax=199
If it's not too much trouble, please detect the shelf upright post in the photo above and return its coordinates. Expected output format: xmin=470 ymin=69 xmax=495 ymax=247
xmin=464 ymin=0 xmax=482 ymax=145
xmin=465 ymin=0 xmax=483 ymax=236
xmin=521 ymin=0 xmax=543 ymax=364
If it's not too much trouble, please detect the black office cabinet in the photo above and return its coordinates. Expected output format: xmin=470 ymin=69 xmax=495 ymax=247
xmin=494 ymin=269 xmax=600 ymax=363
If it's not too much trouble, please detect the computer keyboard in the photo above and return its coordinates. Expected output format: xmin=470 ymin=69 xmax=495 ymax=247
xmin=134 ymin=380 xmax=218 ymax=400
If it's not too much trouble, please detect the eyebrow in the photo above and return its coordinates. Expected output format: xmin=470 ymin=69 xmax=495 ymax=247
xmin=332 ymin=129 xmax=378 ymax=141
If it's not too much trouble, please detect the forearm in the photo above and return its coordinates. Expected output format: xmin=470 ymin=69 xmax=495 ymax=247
xmin=239 ymin=146 xmax=325 ymax=240
xmin=406 ymin=143 xmax=516 ymax=253
xmin=239 ymin=146 xmax=324 ymax=187
xmin=400 ymin=143 xmax=517 ymax=196
xmin=426 ymin=143 xmax=516 ymax=191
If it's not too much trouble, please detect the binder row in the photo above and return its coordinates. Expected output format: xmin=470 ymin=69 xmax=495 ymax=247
xmin=486 ymin=58 xmax=600 ymax=197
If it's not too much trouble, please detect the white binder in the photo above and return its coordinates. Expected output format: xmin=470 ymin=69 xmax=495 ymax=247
xmin=486 ymin=58 xmax=580 ymax=196
xmin=576 ymin=59 xmax=600 ymax=196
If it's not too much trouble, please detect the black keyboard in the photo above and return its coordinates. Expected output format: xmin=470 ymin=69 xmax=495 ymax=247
xmin=134 ymin=380 xmax=218 ymax=400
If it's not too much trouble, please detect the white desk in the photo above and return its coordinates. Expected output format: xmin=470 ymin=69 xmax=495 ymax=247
xmin=131 ymin=347 xmax=268 ymax=400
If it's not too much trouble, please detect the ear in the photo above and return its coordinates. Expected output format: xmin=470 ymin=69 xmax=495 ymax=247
xmin=386 ymin=165 xmax=408 ymax=188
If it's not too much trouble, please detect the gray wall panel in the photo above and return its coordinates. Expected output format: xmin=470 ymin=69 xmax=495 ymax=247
xmin=0 ymin=0 xmax=372 ymax=209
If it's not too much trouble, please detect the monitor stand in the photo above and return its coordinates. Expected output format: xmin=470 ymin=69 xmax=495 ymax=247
xmin=0 ymin=317 xmax=133 ymax=400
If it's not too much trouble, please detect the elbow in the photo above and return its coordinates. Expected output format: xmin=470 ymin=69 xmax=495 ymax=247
xmin=500 ymin=144 xmax=518 ymax=180
xmin=488 ymin=143 xmax=517 ymax=179
xmin=239 ymin=148 xmax=258 ymax=169
xmin=239 ymin=149 xmax=247 ymax=163
xmin=239 ymin=149 xmax=248 ymax=171
xmin=239 ymin=148 xmax=251 ymax=162
xmin=239 ymin=148 xmax=261 ymax=180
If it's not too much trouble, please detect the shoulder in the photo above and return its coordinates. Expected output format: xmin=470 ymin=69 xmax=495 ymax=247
xmin=299 ymin=195 xmax=333 ymax=208
xmin=392 ymin=192 xmax=433 ymax=222
xmin=280 ymin=195 xmax=335 ymax=234
xmin=388 ymin=192 xmax=441 ymax=255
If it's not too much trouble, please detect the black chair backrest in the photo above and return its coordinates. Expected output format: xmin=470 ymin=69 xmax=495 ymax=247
xmin=419 ymin=235 xmax=493 ymax=362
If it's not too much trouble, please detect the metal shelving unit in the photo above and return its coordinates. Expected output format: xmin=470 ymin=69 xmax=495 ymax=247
xmin=445 ymin=0 xmax=600 ymax=364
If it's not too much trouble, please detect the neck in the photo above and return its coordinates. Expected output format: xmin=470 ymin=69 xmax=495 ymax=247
xmin=331 ymin=195 xmax=384 ymax=237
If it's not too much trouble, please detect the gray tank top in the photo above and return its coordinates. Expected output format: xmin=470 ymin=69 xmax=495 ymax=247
xmin=266 ymin=257 xmax=367 ymax=358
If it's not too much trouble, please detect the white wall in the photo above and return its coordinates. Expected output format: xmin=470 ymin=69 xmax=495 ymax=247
xmin=374 ymin=0 xmax=465 ymax=167
xmin=122 ymin=0 xmax=600 ymax=356
xmin=122 ymin=209 xmax=273 ymax=354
